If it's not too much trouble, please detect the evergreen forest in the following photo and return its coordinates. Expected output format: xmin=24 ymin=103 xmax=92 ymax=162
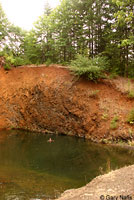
xmin=0 ymin=0 xmax=134 ymax=77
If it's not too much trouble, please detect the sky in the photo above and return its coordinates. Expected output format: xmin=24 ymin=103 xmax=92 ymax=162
xmin=0 ymin=0 xmax=60 ymax=30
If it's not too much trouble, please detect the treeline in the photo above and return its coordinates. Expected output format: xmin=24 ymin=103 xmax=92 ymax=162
xmin=0 ymin=0 xmax=134 ymax=76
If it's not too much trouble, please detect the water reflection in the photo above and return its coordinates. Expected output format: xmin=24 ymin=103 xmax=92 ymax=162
xmin=0 ymin=130 xmax=134 ymax=199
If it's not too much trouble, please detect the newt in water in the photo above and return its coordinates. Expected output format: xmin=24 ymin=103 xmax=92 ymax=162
xmin=47 ymin=138 xmax=54 ymax=143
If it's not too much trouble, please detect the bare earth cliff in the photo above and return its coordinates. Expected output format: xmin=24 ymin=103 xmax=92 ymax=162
xmin=0 ymin=65 xmax=134 ymax=142
xmin=0 ymin=65 xmax=134 ymax=199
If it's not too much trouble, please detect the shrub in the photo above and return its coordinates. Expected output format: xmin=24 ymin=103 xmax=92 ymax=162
xmin=3 ymin=54 xmax=15 ymax=70
xmin=90 ymin=55 xmax=110 ymax=70
xmin=127 ymin=109 xmax=134 ymax=124
xmin=13 ymin=57 xmax=26 ymax=66
xmin=110 ymin=116 xmax=119 ymax=129
xmin=3 ymin=53 xmax=31 ymax=69
xmin=5 ymin=54 xmax=15 ymax=65
xmin=4 ymin=63 xmax=11 ymax=70
xmin=45 ymin=58 xmax=52 ymax=67
xmin=70 ymin=54 xmax=108 ymax=81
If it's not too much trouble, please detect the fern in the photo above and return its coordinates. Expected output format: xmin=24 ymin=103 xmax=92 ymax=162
xmin=70 ymin=54 xmax=107 ymax=81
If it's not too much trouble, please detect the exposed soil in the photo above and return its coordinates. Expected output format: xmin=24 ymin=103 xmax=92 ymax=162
xmin=0 ymin=64 xmax=134 ymax=143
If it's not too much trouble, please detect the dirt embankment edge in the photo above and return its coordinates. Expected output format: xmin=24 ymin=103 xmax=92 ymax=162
xmin=0 ymin=65 xmax=134 ymax=143
xmin=56 ymin=164 xmax=134 ymax=200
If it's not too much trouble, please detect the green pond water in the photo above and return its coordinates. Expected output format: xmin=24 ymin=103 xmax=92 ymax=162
xmin=0 ymin=130 xmax=134 ymax=200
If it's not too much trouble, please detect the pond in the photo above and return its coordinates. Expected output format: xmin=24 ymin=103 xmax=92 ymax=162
xmin=0 ymin=130 xmax=134 ymax=200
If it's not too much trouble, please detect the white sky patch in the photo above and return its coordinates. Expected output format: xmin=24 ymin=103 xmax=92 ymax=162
xmin=0 ymin=0 xmax=60 ymax=30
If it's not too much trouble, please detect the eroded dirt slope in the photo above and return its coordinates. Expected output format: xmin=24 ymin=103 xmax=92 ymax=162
xmin=0 ymin=65 xmax=134 ymax=142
